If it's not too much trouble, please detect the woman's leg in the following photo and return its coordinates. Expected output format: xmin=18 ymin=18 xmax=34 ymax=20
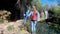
xmin=31 ymin=21 xmax=34 ymax=33
xmin=31 ymin=21 xmax=37 ymax=34
xmin=24 ymin=17 xmax=27 ymax=25
xmin=33 ymin=21 xmax=37 ymax=34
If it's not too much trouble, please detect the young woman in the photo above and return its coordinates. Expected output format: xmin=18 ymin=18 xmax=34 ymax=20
xmin=28 ymin=6 xmax=40 ymax=34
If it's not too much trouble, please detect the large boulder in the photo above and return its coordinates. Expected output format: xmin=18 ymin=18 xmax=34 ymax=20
xmin=0 ymin=20 xmax=30 ymax=34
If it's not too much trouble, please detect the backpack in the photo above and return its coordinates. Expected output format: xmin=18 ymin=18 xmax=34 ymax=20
xmin=31 ymin=12 xmax=37 ymax=21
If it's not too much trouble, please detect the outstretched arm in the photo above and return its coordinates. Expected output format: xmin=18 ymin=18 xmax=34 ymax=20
xmin=27 ymin=12 xmax=32 ymax=17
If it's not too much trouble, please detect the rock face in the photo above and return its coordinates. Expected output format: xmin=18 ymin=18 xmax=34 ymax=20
xmin=0 ymin=20 xmax=30 ymax=34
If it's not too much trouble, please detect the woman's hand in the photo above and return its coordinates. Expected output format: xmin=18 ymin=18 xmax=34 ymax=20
xmin=24 ymin=14 xmax=25 ymax=16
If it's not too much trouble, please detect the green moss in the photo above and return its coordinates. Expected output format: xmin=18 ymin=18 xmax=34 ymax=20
xmin=7 ymin=25 xmax=14 ymax=31
xmin=0 ymin=18 xmax=4 ymax=23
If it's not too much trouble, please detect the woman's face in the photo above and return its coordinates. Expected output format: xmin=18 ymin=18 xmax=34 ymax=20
xmin=33 ymin=7 xmax=36 ymax=11
xmin=32 ymin=7 xmax=36 ymax=12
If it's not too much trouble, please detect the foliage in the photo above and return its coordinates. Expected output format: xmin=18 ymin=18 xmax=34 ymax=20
xmin=37 ymin=2 xmax=42 ymax=10
xmin=48 ymin=23 xmax=60 ymax=33
xmin=49 ymin=5 xmax=60 ymax=18
xmin=48 ymin=6 xmax=60 ymax=33
xmin=52 ymin=5 xmax=60 ymax=13
xmin=36 ymin=22 xmax=60 ymax=34
xmin=0 ymin=10 xmax=11 ymax=19
xmin=32 ymin=0 xmax=42 ymax=10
